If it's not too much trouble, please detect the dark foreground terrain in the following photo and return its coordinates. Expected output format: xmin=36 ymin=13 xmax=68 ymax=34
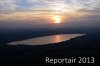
xmin=0 ymin=30 xmax=100 ymax=65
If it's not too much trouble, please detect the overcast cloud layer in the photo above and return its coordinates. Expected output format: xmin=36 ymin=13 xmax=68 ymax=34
xmin=0 ymin=0 xmax=100 ymax=11
xmin=0 ymin=0 xmax=100 ymax=29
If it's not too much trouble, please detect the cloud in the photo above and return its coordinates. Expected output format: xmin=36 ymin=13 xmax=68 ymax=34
xmin=0 ymin=0 xmax=100 ymax=25
xmin=0 ymin=0 xmax=100 ymax=13
xmin=0 ymin=0 xmax=17 ymax=12
xmin=77 ymin=9 xmax=100 ymax=15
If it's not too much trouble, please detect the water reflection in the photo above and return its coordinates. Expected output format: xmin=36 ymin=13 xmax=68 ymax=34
xmin=55 ymin=35 xmax=61 ymax=42
xmin=8 ymin=34 xmax=85 ymax=46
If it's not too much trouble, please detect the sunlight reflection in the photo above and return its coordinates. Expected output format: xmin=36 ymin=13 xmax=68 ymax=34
xmin=55 ymin=35 xmax=62 ymax=42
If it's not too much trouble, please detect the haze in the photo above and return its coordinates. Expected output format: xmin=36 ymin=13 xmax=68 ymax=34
xmin=0 ymin=0 xmax=100 ymax=29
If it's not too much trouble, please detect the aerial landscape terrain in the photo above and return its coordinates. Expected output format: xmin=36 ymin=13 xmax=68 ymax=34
xmin=0 ymin=29 xmax=100 ymax=65
xmin=0 ymin=0 xmax=100 ymax=65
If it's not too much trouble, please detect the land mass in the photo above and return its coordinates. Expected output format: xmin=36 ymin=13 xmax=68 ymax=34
xmin=0 ymin=32 xmax=100 ymax=65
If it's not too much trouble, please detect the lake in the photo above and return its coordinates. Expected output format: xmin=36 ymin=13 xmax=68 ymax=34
xmin=8 ymin=34 xmax=85 ymax=45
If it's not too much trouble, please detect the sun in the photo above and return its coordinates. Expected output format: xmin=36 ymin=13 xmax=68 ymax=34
xmin=51 ymin=15 xmax=62 ymax=23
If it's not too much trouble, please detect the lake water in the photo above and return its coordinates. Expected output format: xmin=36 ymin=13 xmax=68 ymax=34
xmin=8 ymin=34 xmax=85 ymax=45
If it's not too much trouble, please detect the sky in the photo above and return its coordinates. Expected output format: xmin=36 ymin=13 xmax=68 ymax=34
xmin=0 ymin=0 xmax=100 ymax=29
